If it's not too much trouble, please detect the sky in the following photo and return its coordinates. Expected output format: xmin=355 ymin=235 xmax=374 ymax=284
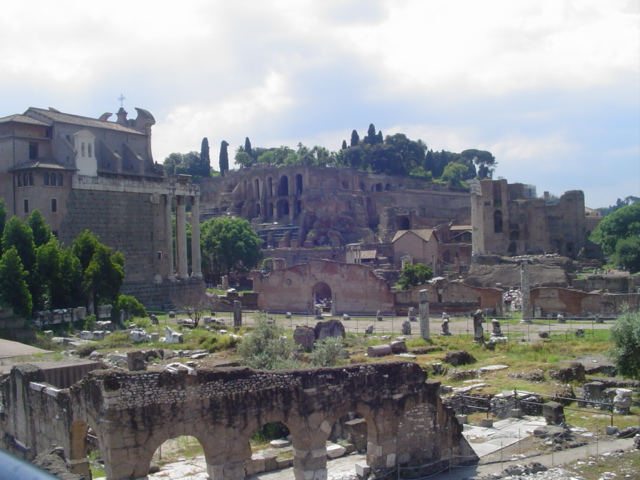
xmin=1 ymin=0 xmax=638 ymax=209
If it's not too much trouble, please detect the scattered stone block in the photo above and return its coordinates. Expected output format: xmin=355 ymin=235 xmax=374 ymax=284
xmin=314 ymin=319 xmax=346 ymax=341
xmin=402 ymin=320 xmax=411 ymax=335
xmin=293 ymin=325 xmax=315 ymax=351
xmin=127 ymin=351 xmax=146 ymax=371
xmin=443 ymin=350 xmax=475 ymax=367
xmin=326 ymin=444 xmax=346 ymax=459
xmin=367 ymin=345 xmax=392 ymax=357
xmin=538 ymin=330 xmax=550 ymax=339
xmin=356 ymin=462 xmax=371 ymax=477
xmin=270 ymin=439 xmax=291 ymax=448
xmin=542 ymin=401 xmax=565 ymax=425
xmin=480 ymin=418 xmax=493 ymax=428
xmin=364 ymin=324 xmax=374 ymax=334
xmin=390 ymin=340 xmax=407 ymax=354
xmin=456 ymin=415 xmax=468 ymax=425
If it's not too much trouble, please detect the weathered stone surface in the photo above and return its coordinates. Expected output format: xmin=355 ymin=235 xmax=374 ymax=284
xmin=126 ymin=351 xmax=146 ymax=372
xmin=32 ymin=445 xmax=84 ymax=480
xmin=549 ymin=362 xmax=585 ymax=383
xmin=367 ymin=345 xmax=392 ymax=357
xmin=3 ymin=362 xmax=476 ymax=480
xmin=314 ymin=320 xmax=346 ymax=341
xmin=390 ymin=341 xmax=407 ymax=354
xmin=293 ymin=325 xmax=316 ymax=351
xmin=442 ymin=350 xmax=475 ymax=367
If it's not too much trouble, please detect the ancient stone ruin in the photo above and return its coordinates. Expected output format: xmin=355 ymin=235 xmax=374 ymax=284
xmin=1 ymin=362 xmax=476 ymax=480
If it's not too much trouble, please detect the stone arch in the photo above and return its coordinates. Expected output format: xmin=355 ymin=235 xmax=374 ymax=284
xmin=509 ymin=230 xmax=519 ymax=241
xmin=375 ymin=183 xmax=383 ymax=192
xmin=396 ymin=215 xmax=411 ymax=231
xmin=254 ymin=178 xmax=261 ymax=199
xmin=508 ymin=241 xmax=517 ymax=255
xmin=493 ymin=210 xmax=503 ymax=234
xmin=255 ymin=203 xmax=261 ymax=218
xmin=312 ymin=281 xmax=332 ymax=303
xmin=129 ymin=427 xmax=218 ymax=480
xmin=267 ymin=176 xmax=274 ymax=197
xmin=278 ymin=175 xmax=289 ymax=196
xmin=295 ymin=174 xmax=303 ymax=195
xmin=276 ymin=198 xmax=289 ymax=219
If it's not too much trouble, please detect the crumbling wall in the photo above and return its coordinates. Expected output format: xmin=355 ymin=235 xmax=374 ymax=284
xmin=1 ymin=361 xmax=476 ymax=480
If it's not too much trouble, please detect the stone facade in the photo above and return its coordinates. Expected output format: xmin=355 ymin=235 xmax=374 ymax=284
xmin=199 ymin=165 xmax=471 ymax=246
xmin=530 ymin=287 xmax=640 ymax=317
xmin=1 ymin=362 xmax=476 ymax=480
xmin=0 ymin=107 xmax=203 ymax=306
xmin=470 ymin=179 xmax=589 ymax=259
xmin=253 ymin=259 xmax=396 ymax=314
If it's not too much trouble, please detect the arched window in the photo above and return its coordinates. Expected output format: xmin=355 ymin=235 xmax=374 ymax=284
xmin=59 ymin=174 xmax=63 ymax=186
xmin=88 ymin=143 xmax=92 ymax=157
xmin=81 ymin=143 xmax=85 ymax=157
xmin=29 ymin=172 xmax=34 ymax=186
xmin=44 ymin=172 xmax=49 ymax=185
xmin=493 ymin=210 xmax=503 ymax=234
xmin=51 ymin=173 xmax=57 ymax=186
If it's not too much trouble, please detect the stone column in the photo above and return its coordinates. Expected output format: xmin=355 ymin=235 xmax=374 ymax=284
xmin=292 ymin=439 xmax=327 ymax=480
xmin=176 ymin=196 xmax=189 ymax=280
xmin=520 ymin=261 xmax=532 ymax=323
xmin=190 ymin=196 xmax=202 ymax=278
xmin=165 ymin=195 xmax=175 ymax=281
xmin=233 ymin=301 xmax=242 ymax=327
xmin=419 ymin=289 xmax=430 ymax=340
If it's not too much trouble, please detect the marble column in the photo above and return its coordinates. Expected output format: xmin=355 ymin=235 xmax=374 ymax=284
xmin=419 ymin=289 xmax=430 ymax=340
xmin=190 ymin=196 xmax=202 ymax=278
xmin=176 ymin=196 xmax=189 ymax=280
xmin=165 ymin=195 xmax=175 ymax=281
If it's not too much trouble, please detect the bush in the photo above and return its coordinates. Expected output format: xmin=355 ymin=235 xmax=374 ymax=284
xmin=609 ymin=307 xmax=640 ymax=379
xmin=114 ymin=295 xmax=146 ymax=321
xmin=310 ymin=337 xmax=345 ymax=367
xmin=84 ymin=314 xmax=97 ymax=331
xmin=237 ymin=314 xmax=301 ymax=370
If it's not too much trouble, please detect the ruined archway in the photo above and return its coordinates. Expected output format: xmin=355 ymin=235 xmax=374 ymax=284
xmin=494 ymin=210 xmax=503 ymax=233
xmin=278 ymin=175 xmax=289 ymax=196
xmin=295 ymin=174 xmax=303 ymax=195
xmin=276 ymin=199 xmax=290 ymax=219
xmin=151 ymin=435 xmax=207 ymax=477
xmin=312 ymin=281 xmax=332 ymax=305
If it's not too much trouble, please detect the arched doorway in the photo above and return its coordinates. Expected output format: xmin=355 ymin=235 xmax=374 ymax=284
xmin=278 ymin=175 xmax=289 ymax=196
xmin=396 ymin=216 xmax=410 ymax=230
xmin=312 ymin=282 xmax=332 ymax=311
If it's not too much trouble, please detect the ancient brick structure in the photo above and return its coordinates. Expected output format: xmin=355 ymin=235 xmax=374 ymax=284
xmin=253 ymin=259 xmax=396 ymax=314
xmin=0 ymin=107 xmax=203 ymax=306
xmin=1 ymin=362 xmax=476 ymax=480
xmin=199 ymin=165 xmax=471 ymax=245
xmin=470 ymin=179 xmax=589 ymax=259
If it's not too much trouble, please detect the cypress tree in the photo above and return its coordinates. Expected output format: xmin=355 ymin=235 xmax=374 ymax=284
xmin=200 ymin=137 xmax=211 ymax=177
xmin=350 ymin=130 xmax=360 ymax=147
xmin=219 ymin=140 xmax=229 ymax=176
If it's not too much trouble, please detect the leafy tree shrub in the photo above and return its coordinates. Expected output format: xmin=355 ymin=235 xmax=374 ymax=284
xmin=115 ymin=295 xmax=146 ymax=321
xmin=398 ymin=263 xmax=434 ymax=290
xmin=237 ymin=314 xmax=300 ymax=370
xmin=84 ymin=314 xmax=97 ymax=331
xmin=609 ymin=307 xmax=640 ymax=379
xmin=310 ymin=337 xmax=345 ymax=367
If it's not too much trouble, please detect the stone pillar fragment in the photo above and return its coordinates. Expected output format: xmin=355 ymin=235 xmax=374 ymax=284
xmin=419 ymin=289 xmax=430 ymax=340
xmin=190 ymin=196 xmax=203 ymax=278
xmin=233 ymin=301 xmax=242 ymax=328
xmin=165 ymin=194 xmax=175 ymax=281
xmin=176 ymin=196 xmax=189 ymax=280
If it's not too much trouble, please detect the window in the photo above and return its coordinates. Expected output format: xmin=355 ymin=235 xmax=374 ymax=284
xmin=24 ymin=199 xmax=29 ymax=213
xmin=51 ymin=174 xmax=57 ymax=186
xmin=88 ymin=144 xmax=92 ymax=157
xmin=23 ymin=173 xmax=28 ymax=186
xmin=81 ymin=143 xmax=85 ymax=157
xmin=29 ymin=172 xmax=34 ymax=186
xmin=59 ymin=174 xmax=63 ymax=186
xmin=29 ymin=142 xmax=38 ymax=160
xmin=44 ymin=172 xmax=49 ymax=185
xmin=157 ymin=251 xmax=163 ymax=260
xmin=51 ymin=199 xmax=57 ymax=213
xmin=17 ymin=175 xmax=22 ymax=187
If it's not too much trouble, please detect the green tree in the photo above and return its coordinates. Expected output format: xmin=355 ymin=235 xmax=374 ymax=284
xmin=244 ymin=137 xmax=253 ymax=159
xmin=0 ymin=198 xmax=6 ymax=256
xmin=2 ymin=216 xmax=36 ymax=276
xmin=614 ymin=236 xmax=640 ymax=273
xmin=441 ymin=162 xmax=469 ymax=187
xmin=72 ymin=230 xmax=125 ymax=310
xmin=341 ymin=140 xmax=348 ymax=150
xmin=114 ymin=295 xmax=146 ymax=321
xmin=591 ymin=203 xmax=640 ymax=257
xmin=33 ymin=238 xmax=61 ymax=311
xmin=461 ymin=149 xmax=496 ymax=179
xmin=56 ymin=247 xmax=84 ymax=309
xmin=200 ymin=137 xmax=211 ymax=177
xmin=398 ymin=263 xmax=434 ymax=290
xmin=219 ymin=140 xmax=229 ymax=176
xmin=237 ymin=314 xmax=300 ymax=370
xmin=0 ymin=247 xmax=32 ymax=318
xmin=609 ymin=307 xmax=640 ymax=379
xmin=350 ymin=129 xmax=360 ymax=147
xmin=200 ymin=217 xmax=263 ymax=283
xmin=28 ymin=210 xmax=53 ymax=248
